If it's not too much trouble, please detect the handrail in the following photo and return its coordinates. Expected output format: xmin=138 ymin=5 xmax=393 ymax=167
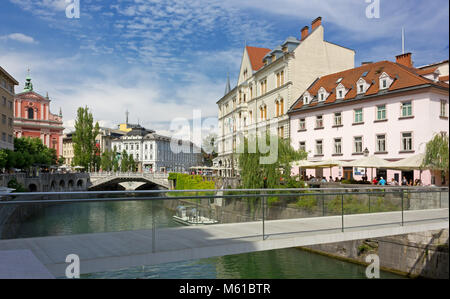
xmin=1 ymin=186 xmax=447 ymax=198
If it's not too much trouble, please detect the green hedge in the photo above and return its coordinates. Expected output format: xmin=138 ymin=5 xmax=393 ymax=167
xmin=168 ymin=173 xmax=215 ymax=197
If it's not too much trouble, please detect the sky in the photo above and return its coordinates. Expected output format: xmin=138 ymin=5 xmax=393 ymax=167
xmin=0 ymin=0 xmax=448 ymax=138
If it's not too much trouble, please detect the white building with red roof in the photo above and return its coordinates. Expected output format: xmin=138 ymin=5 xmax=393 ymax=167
xmin=288 ymin=53 xmax=449 ymax=186
xmin=215 ymin=17 xmax=355 ymax=177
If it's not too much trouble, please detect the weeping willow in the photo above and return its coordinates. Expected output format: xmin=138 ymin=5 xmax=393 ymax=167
xmin=238 ymin=133 xmax=307 ymax=190
xmin=422 ymin=134 xmax=449 ymax=171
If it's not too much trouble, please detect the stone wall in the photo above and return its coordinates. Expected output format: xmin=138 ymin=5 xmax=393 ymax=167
xmin=301 ymin=229 xmax=449 ymax=279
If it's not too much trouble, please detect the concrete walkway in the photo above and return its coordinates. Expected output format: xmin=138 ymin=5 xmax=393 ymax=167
xmin=0 ymin=208 xmax=448 ymax=278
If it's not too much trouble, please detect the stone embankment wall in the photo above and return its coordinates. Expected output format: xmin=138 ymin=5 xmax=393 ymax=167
xmin=301 ymin=229 xmax=449 ymax=279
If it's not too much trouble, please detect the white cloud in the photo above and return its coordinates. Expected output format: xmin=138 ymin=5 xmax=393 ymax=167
xmin=1 ymin=33 xmax=38 ymax=44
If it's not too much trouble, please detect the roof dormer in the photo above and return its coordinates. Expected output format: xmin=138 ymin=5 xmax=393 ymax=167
xmin=317 ymin=87 xmax=329 ymax=102
xmin=356 ymin=78 xmax=370 ymax=94
xmin=379 ymin=72 xmax=393 ymax=90
xmin=335 ymin=83 xmax=348 ymax=100
xmin=303 ymin=91 xmax=311 ymax=105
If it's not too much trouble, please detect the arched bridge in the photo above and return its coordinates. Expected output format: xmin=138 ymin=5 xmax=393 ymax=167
xmin=88 ymin=172 xmax=170 ymax=190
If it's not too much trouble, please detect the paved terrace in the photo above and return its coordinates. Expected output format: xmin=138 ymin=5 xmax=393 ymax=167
xmin=0 ymin=208 xmax=447 ymax=277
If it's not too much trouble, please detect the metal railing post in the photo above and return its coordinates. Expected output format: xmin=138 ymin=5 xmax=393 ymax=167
xmin=368 ymin=192 xmax=371 ymax=213
xmin=152 ymin=200 xmax=156 ymax=253
xmin=401 ymin=189 xmax=404 ymax=226
xmin=262 ymin=192 xmax=265 ymax=240
xmin=439 ymin=190 xmax=442 ymax=209
xmin=341 ymin=193 xmax=344 ymax=232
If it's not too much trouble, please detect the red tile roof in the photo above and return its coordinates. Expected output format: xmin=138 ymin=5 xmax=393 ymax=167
xmin=415 ymin=66 xmax=438 ymax=75
xmin=246 ymin=46 xmax=271 ymax=71
xmin=291 ymin=60 xmax=449 ymax=111
xmin=440 ymin=75 xmax=449 ymax=82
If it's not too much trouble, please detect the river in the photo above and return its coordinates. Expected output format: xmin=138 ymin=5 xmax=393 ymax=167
xmin=12 ymin=200 xmax=403 ymax=279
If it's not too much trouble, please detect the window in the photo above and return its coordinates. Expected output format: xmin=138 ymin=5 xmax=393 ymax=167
xmin=401 ymin=132 xmax=413 ymax=151
xmin=299 ymin=141 xmax=306 ymax=152
xmin=320 ymin=93 xmax=324 ymax=101
xmin=28 ymin=107 xmax=34 ymax=119
xmin=359 ymin=85 xmax=364 ymax=93
xmin=315 ymin=140 xmax=323 ymax=155
xmin=377 ymin=105 xmax=386 ymax=120
xmin=249 ymin=111 xmax=253 ymax=124
xmin=376 ymin=134 xmax=386 ymax=152
xmin=354 ymin=108 xmax=363 ymax=123
xmin=131 ymin=144 xmax=134 ymax=150
xmin=382 ymin=80 xmax=387 ymax=88
xmin=260 ymin=79 xmax=267 ymax=95
xmin=1 ymin=133 xmax=5 ymax=142
xmin=280 ymin=99 xmax=284 ymax=115
xmin=8 ymin=101 xmax=13 ymax=110
xmin=2 ymin=96 xmax=5 ymax=106
xmin=316 ymin=115 xmax=323 ymax=128
xmin=401 ymin=102 xmax=412 ymax=117
xmin=250 ymin=86 xmax=253 ymax=99
xmin=1 ymin=114 xmax=5 ymax=125
xmin=440 ymin=100 xmax=448 ymax=117
xmin=334 ymin=138 xmax=342 ymax=155
xmin=8 ymin=118 xmax=12 ymax=127
xmin=334 ymin=112 xmax=342 ymax=126
xmin=299 ymin=118 xmax=306 ymax=130
xmin=338 ymin=90 xmax=343 ymax=98
xmin=354 ymin=136 xmax=363 ymax=153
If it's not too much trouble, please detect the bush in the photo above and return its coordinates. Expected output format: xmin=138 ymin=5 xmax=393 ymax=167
xmin=7 ymin=178 xmax=27 ymax=192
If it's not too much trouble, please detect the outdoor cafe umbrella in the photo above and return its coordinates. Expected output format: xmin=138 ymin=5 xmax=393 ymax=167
xmin=386 ymin=153 xmax=426 ymax=171
xmin=387 ymin=153 xmax=427 ymax=181
xmin=343 ymin=155 xmax=391 ymax=181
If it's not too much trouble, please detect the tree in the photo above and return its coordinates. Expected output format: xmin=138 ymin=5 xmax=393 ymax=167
xmin=101 ymin=150 xmax=112 ymax=171
xmin=422 ymin=134 xmax=449 ymax=171
xmin=120 ymin=150 xmax=128 ymax=172
xmin=112 ymin=146 xmax=119 ymax=172
xmin=128 ymin=154 xmax=136 ymax=172
xmin=239 ymin=134 xmax=307 ymax=189
xmin=0 ymin=149 xmax=7 ymax=170
xmin=72 ymin=107 xmax=100 ymax=171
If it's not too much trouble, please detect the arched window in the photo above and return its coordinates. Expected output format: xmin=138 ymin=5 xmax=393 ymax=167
xmin=27 ymin=107 xmax=34 ymax=119
xmin=280 ymin=99 xmax=284 ymax=115
xmin=276 ymin=101 xmax=280 ymax=117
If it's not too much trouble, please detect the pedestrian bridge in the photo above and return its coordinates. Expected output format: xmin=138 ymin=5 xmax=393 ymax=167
xmin=0 ymin=187 xmax=448 ymax=278
xmin=88 ymin=172 xmax=170 ymax=190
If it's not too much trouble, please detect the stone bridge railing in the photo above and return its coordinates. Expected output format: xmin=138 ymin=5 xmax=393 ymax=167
xmin=88 ymin=172 xmax=170 ymax=189
xmin=0 ymin=173 xmax=90 ymax=192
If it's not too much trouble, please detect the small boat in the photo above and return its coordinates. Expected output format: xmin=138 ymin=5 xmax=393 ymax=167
xmin=173 ymin=205 xmax=219 ymax=226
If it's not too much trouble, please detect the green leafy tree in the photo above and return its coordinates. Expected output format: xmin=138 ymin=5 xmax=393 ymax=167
xmin=128 ymin=154 xmax=136 ymax=172
xmin=0 ymin=149 xmax=8 ymax=170
xmin=112 ymin=146 xmax=119 ymax=172
xmin=239 ymin=134 xmax=307 ymax=189
xmin=422 ymin=134 xmax=449 ymax=171
xmin=101 ymin=150 xmax=113 ymax=171
xmin=72 ymin=107 xmax=100 ymax=171
xmin=120 ymin=150 xmax=128 ymax=172
xmin=202 ymin=133 xmax=218 ymax=166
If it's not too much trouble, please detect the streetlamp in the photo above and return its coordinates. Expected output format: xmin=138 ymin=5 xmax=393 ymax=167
xmin=363 ymin=148 xmax=369 ymax=182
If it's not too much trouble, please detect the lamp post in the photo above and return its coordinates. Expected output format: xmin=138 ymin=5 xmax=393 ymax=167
xmin=363 ymin=148 xmax=370 ymax=181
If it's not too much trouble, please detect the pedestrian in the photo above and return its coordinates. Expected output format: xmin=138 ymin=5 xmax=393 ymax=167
xmin=378 ymin=177 xmax=386 ymax=186
xmin=401 ymin=176 xmax=408 ymax=186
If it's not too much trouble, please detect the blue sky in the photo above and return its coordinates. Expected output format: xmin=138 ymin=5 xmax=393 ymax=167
xmin=0 ymin=0 xmax=448 ymax=136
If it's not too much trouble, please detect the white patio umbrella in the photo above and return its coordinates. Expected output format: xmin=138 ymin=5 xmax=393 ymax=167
xmin=346 ymin=155 xmax=391 ymax=168
xmin=387 ymin=153 xmax=426 ymax=171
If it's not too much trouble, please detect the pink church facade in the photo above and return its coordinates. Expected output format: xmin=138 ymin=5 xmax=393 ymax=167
xmin=288 ymin=54 xmax=449 ymax=186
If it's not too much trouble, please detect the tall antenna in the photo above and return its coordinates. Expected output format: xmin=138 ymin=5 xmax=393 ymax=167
xmin=402 ymin=27 xmax=405 ymax=54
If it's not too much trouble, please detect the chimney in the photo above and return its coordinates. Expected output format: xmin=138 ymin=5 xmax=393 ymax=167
xmin=301 ymin=26 xmax=309 ymax=41
xmin=361 ymin=61 xmax=373 ymax=66
xmin=396 ymin=53 xmax=413 ymax=68
xmin=311 ymin=17 xmax=322 ymax=31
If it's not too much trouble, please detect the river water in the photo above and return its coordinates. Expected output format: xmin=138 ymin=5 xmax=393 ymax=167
xmin=13 ymin=200 xmax=403 ymax=279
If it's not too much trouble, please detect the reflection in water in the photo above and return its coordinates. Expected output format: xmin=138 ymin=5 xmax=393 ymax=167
xmin=15 ymin=200 xmax=403 ymax=279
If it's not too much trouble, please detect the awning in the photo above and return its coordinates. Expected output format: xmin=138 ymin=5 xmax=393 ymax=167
xmin=342 ymin=155 xmax=391 ymax=168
